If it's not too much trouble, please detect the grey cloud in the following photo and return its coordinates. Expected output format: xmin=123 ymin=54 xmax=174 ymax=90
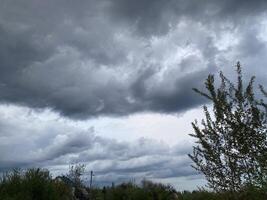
xmin=0 ymin=110 xmax=197 ymax=185
xmin=108 ymin=0 xmax=173 ymax=36
xmin=0 ymin=0 xmax=266 ymax=119
xmin=108 ymin=0 xmax=267 ymax=36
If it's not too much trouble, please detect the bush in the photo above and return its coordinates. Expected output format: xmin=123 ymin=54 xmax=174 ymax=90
xmin=1 ymin=169 xmax=266 ymax=200
xmin=0 ymin=168 xmax=72 ymax=200
xmin=91 ymin=180 xmax=179 ymax=200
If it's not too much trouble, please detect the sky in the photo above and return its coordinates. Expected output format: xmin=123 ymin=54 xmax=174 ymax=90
xmin=0 ymin=0 xmax=267 ymax=190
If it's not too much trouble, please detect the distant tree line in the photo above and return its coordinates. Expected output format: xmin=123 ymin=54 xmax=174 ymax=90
xmin=2 ymin=167 xmax=266 ymax=200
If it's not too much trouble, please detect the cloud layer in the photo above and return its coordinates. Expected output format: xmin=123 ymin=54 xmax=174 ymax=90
xmin=0 ymin=0 xmax=266 ymax=118
xmin=0 ymin=105 xmax=198 ymax=187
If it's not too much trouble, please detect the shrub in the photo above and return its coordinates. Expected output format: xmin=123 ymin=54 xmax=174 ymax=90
xmin=0 ymin=168 xmax=72 ymax=200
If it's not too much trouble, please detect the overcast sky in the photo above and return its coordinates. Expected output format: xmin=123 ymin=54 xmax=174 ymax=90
xmin=0 ymin=0 xmax=267 ymax=190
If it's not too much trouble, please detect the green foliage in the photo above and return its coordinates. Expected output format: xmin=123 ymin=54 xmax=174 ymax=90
xmin=67 ymin=163 xmax=86 ymax=187
xmin=0 ymin=168 xmax=72 ymax=200
xmin=189 ymin=62 xmax=267 ymax=194
xmin=90 ymin=180 xmax=178 ymax=200
xmin=177 ymin=190 xmax=219 ymax=200
xmin=1 ymin=168 xmax=266 ymax=200
xmin=89 ymin=181 xmax=267 ymax=200
xmin=177 ymin=187 xmax=267 ymax=200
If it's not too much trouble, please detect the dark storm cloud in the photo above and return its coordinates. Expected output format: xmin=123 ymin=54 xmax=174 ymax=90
xmin=109 ymin=0 xmax=267 ymax=36
xmin=0 ymin=0 xmax=266 ymax=118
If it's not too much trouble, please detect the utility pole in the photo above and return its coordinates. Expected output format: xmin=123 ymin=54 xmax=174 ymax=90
xmin=102 ymin=186 xmax=106 ymax=200
xmin=89 ymin=170 xmax=94 ymax=188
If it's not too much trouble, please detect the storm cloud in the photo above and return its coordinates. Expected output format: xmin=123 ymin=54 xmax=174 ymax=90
xmin=0 ymin=0 xmax=266 ymax=118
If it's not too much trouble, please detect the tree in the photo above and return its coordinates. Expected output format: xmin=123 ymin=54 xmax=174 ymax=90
xmin=189 ymin=62 xmax=267 ymax=192
xmin=67 ymin=164 xmax=86 ymax=187
xmin=0 ymin=168 xmax=72 ymax=200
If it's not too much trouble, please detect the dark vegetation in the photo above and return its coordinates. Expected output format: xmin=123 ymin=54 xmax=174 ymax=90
xmin=1 ymin=168 xmax=267 ymax=200
xmin=0 ymin=168 xmax=72 ymax=200
xmin=0 ymin=63 xmax=266 ymax=200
